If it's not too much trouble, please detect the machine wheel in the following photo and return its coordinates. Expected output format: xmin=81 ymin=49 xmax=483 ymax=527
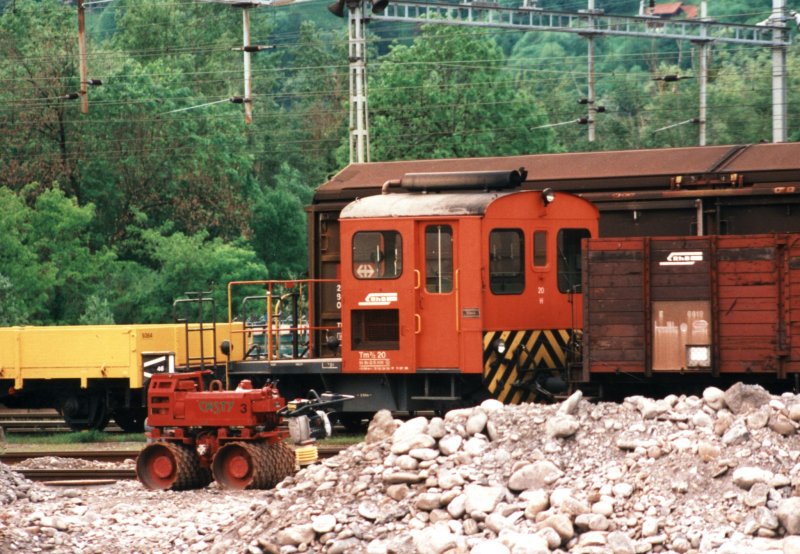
xmin=136 ymin=442 xmax=211 ymax=491
xmin=259 ymin=442 xmax=297 ymax=489
xmin=212 ymin=442 xmax=265 ymax=490
xmin=213 ymin=441 xmax=296 ymax=490
xmin=113 ymin=407 xmax=147 ymax=433
xmin=61 ymin=393 xmax=110 ymax=432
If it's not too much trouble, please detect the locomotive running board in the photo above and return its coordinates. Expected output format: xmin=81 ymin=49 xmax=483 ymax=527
xmin=227 ymin=358 xmax=342 ymax=375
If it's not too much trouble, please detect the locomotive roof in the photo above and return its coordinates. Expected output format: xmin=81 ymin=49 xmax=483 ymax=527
xmin=340 ymin=191 xmax=510 ymax=218
xmin=316 ymin=143 xmax=800 ymax=203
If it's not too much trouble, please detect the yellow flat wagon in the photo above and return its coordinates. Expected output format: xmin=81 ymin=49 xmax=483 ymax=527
xmin=0 ymin=322 xmax=243 ymax=431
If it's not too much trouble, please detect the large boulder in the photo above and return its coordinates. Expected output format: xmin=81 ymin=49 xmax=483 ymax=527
xmin=366 ymin=410 xmax=398 ymax=443
xmin=776 ymin=497 xmax=800 ymax=535
xmin=508 ymin=461 xmax=563 ymax=491
xmin=723 ymin=383 xmax=771 ymax=414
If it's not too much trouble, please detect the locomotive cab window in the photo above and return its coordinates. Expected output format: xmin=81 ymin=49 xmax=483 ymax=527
xmin=557 ymin=228 xmax=590 ymax=293
xmin=352 ymin=231 xmax=403 ymax=279
xmin=425 ymin=225 xmax=453 ymax=293
xmin=489 ymin=229 xmax=525 ymax=295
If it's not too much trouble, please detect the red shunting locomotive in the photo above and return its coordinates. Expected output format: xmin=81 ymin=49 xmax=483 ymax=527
xmin=227 ymin=169 xmax=601 ymax=413
xmin=339 ymin=169 xmax=598 ymax=403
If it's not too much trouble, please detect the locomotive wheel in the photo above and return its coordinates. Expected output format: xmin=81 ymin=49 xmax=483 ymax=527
xmin=136 ymin=442 xmax=211 ymax=491
xmin=259 ymin=442 xmax=297 ymax=489
xmin=61 ymin=393 xmax=110 ymax=432
xmin=113 ymin=407 xmax=147 ymax=433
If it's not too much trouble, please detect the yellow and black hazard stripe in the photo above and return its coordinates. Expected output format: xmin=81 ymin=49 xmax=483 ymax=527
xmin=482 ymin=329 xmax=573 ymax=404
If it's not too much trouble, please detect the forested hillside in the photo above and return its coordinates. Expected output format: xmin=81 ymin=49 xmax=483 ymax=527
xmin=0 ymin=0 xmax=797 ymax=325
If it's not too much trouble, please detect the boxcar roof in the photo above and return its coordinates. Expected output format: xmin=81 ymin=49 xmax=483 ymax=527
xmin=340 ymin=192 xmax=508 ymax=219
xmin=316 ymin=143 xmax=800 ymax=203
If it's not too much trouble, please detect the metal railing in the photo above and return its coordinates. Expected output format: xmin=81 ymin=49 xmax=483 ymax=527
xmin=226 ymin=279 xmax=340 ymax=362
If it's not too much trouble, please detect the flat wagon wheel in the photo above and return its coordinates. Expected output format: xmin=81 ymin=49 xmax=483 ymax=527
xmin=113 ymin=407 xmax=147 ymax=433
xmin=136 ymin=442 xmax=211 ymax=490
xmin=61 ymin=393 xmax=110 ymax=432
xmin=212 ymin=441 xmax=272 ymax=490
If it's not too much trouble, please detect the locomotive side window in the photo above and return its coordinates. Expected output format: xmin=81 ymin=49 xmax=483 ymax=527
xmin=533 ymin=230 xmax=547 ymax=267
xmin=489 ymin=229 xmax=525 ymax=294
xmin=425 ymin=225 xmax=453 ymax=293
xmin=557 ymin=228 xmax=591 ymax=293
xmin=352 ymin=231 xmax=403 ymax=279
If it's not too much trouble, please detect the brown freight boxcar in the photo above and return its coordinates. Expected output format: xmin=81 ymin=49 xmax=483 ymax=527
xmin=582 ymin=234 xmax=800 ymax=391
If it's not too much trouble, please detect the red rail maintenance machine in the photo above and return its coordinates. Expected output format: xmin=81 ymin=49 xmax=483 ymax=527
xmin=136 ymin=370 xmax=349 ymax=490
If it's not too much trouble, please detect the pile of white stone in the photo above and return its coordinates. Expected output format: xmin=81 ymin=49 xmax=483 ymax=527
xmin=210 ymin=383 xmax=800 ymax=554
xmin=1 ymin=383 xmax=800 ymax=554
xmin=0 ymin=459 xmax=37 ymax=506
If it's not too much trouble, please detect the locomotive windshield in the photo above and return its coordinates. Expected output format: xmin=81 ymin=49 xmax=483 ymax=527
xmin=489 ymin=229 xmax=525 ymax=294
xmin=352 ymin=231 xmax=403 ymax=279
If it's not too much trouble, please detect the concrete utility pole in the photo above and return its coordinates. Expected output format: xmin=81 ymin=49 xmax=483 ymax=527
xmin=582 ymin=0 xmax=599 ymax=142
xmin=696 ymin=0 xmax=710 ymax=146
xmin=192 ymin=0 xmax=315 ymax=123
xmin=348 ymin=1 xmax=370 ymax=163
xmin=242 ymin=7 xmax=253 ymax=124
xmin=77 ymin=0 xmax=89 ymax=114
xmin=772 ymin=0 xmax=788 ymax=142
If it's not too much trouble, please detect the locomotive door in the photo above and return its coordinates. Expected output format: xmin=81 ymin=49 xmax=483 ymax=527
xmin=344 ymin=221 xmax=417 ymax=376
xmin=415 ymin=222 xmax=460 ymax=369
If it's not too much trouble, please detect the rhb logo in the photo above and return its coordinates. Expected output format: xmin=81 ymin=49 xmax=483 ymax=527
xmin=358 ymin=292 xmax=398 ymax=306
xmin=660 ymin=251 xmax=704 ymax=266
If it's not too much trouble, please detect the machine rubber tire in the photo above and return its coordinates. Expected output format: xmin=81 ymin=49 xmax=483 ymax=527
xmin=136 ymin=442 xmax=211 ymax=491
xmin=61 ymin=393 xmax=110 ymax=432
xmin=259 ymin=442 xmax=297 ymax=489
xmin=113 ymin=407 xmax=147 ymax=433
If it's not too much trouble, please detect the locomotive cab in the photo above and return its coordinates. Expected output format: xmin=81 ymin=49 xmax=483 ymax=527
xmin=339 ymin=170 xmax=599 ymax=407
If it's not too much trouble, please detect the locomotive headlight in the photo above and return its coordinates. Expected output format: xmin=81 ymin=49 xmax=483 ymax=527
xmin=541 ymin=188 xmax=555 ymax=206
xmin=493 ymin=338 xmax=507 ymax=356
xmin=686 ymin=345 xmax=711 ymax=369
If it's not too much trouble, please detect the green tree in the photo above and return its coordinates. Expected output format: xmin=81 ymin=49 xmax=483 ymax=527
xmin=0 ymin=0 xmax=83 ymax=197
xmin=367 ymin=25 xmax=554 ymax=161
xmin=26 ymin=187 xmax=119 ymax=323
xmin=116 ymin=229 xmax=269 ymax=323
xmin=265 ymin=21 xmax=348 ymax=184
xmin=79 ymin=295 xmax=116 ymax=325
xmin=0 ymin=185 xmax=121 ymax=324
xmin=249 ymin=163 xmax=311 ymax=279
xmin=0 ymin=187 xmax=51 ymax=324
xmin=0 ymin=274 xmax=27 ymax=326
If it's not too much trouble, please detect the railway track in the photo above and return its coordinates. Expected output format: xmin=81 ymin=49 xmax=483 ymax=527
xmin=1 ymin=445 xmax=345 ymax=483
xmin=0 ymin=409 xmax=124 ymax=434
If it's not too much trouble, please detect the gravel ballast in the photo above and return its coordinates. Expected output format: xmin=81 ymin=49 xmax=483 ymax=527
xmin=1 ymin=382 xmax=800 ymax=553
